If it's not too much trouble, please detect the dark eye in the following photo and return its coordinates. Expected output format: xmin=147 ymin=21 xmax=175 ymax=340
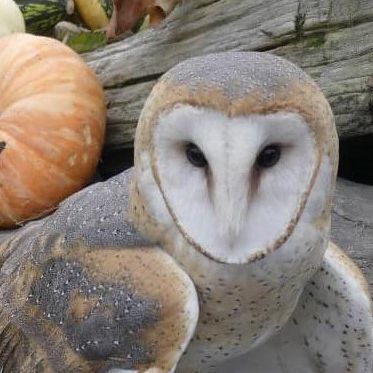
xmin=185 ymin=143 xmax=208 ymax=168
xmin=256 ymin=144 xmax=281 ymax=168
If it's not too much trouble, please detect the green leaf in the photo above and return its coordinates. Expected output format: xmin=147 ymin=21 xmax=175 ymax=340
xmin=67 ymin=30 xmax=107 ymax=52
xmin=55 ymin=21 xmax=107 ymax=53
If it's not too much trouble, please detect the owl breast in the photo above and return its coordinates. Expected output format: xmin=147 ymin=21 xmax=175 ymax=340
xmin=173 ymin=214 xmax=328 ymax=373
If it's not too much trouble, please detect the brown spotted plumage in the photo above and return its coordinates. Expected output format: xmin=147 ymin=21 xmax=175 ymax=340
xmin=0 ymin=170 xmax=198 ymax=372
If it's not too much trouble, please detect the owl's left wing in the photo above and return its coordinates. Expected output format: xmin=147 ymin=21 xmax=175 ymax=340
xmin=216 ymin=242 xmax=373 ymax=373
xmin=0 ymin=169 xmax=199 ymax=373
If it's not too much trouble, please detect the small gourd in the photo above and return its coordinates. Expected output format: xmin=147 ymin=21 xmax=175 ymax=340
xmin=0 ymin=0 xmax=26 ymax=37
xmin=15 ymin=0 xmax=70 ymax=35
xmin=74 ymin=0 xmax=113 ymax=30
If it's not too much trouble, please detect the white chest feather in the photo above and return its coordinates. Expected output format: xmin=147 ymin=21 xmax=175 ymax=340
xmin=174 ymin=210 xmax=328 ymax=372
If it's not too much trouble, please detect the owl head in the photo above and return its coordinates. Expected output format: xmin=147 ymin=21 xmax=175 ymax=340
xmin=132 ymin=52 xmax=338 ymax=265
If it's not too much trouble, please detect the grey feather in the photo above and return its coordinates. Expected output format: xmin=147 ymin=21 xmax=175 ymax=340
xmin=43 ymin=168 xmax=150 ymax=249
xmin=162 ymin=52 xmax=310 ymax=100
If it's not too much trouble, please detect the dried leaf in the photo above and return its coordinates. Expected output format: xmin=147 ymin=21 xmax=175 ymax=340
xmin=153 ymin=0 xmax=180 ymax=14
xmin=106 ymin=0 xmax=182 ymax=37
xmin=148 ymin=6 xmax=166 ymax=26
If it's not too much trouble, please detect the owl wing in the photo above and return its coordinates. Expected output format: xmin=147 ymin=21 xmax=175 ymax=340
xmin=216 ymin=242 xmax=373 ymax=373
xmin=0 ymin=169 xmax=199 ymax=373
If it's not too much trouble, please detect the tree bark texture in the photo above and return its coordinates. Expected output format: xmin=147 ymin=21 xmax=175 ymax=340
xmin=331 ymin=179 xmax=373 ymax=299
xmin=83 ymin=0 xmax=373 ymax=152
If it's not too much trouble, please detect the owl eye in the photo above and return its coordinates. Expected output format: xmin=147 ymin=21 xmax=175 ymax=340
xmin=256 ymin=144 xmax=281 ymax=168
xmin=185 ymin=143 xmax=208 ymax=168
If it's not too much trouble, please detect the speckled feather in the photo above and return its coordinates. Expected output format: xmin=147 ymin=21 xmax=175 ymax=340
xmin=0 ymin=169 xmax=198 ymax=373
xmin=216 ymin=243 xmax=373 ymax=373
xmin=44 ymin=170 xmax=149 ymax=249
xmin=161 ymin=52 xmax=309 ymax=100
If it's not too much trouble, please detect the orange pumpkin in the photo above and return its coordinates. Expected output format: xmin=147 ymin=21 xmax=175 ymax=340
xmin=0 ymin=33 xmax=106 ymax=228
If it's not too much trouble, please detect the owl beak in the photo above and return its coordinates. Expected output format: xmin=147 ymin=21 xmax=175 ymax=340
xmin=212 ymin=170 xmax=249 ymax=246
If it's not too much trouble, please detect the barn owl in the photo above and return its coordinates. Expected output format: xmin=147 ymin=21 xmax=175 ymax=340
xmin=0 ymin=52 xmax=372 ymax=373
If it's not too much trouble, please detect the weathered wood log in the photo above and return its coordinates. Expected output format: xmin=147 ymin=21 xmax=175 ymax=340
xmin=331 ymin=178 xmax=373 ymax=299
xmin=84 ymin=0 xmax=373 ymax=153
